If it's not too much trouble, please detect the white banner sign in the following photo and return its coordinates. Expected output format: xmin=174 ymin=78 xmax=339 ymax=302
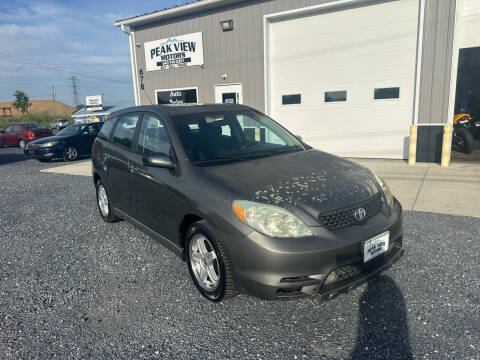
xmin=86 ymin=95 xmax=103 ymax=111
xmin=144 ymin=32 xmax=204 ymax=72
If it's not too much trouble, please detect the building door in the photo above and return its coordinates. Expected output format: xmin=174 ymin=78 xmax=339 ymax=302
xmin=214 ymin=84 xmax=243 ymax=104
xmin=268 ymin=0 xmax=419 ymax=159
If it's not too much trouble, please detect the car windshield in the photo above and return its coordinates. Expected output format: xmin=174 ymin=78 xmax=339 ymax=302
xmin=25 ymin=123 xmax=47 ymax=130
xmin=57 ymin=124 xmax=86 ymax=136
xmin=172 ymin=110 xmax=305 ymax=165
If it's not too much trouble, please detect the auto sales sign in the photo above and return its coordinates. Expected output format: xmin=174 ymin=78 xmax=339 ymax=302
xmin=144 ymin=32 xmax=204 ymax=71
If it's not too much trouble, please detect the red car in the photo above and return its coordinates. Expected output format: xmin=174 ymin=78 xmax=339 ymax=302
xmin=0 ymin=123 xmax=53 ymax=149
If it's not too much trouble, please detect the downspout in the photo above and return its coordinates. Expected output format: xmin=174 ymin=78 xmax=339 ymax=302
xmin=121 ymin=24 xmax=140 ymax=106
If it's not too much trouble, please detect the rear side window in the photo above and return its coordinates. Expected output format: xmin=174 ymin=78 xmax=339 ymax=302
xmin=98 ymin=119 xmax=115 ymax=140
xmin=113 ymin=114 xmax=139 ymax=148
xmin=25 ymin=123 xmax=46 ymax=130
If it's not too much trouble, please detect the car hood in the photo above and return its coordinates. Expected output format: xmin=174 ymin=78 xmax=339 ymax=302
xmin=29 ymin=135 xmax=70 ymax=144
xmin=200 ymin=149 xmax=380 ymax=216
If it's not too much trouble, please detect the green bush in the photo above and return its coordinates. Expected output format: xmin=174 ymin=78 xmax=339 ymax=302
xmin=0 ymin=112 xmax=69 ymax=129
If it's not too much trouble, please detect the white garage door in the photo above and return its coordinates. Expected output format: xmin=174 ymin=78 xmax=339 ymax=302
xmin=461 ymin=0 xmax=480 ymax=48
xmin=268 ymin=0 xmax=420 ymax=158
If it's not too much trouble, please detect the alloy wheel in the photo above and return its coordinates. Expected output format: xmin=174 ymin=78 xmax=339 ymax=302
xmin=66 ymin=147 xmax=78 ymax=160
xmin=189 ymin=234 xmax=220 ymax=290
xmin=97 ymin=184 xmax=109 ymax=217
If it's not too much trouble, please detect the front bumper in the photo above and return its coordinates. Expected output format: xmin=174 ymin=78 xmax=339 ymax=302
xmin=24 ymin=145 xmax=63 ymax=160
xmin=224 ymin=198 xmax=403 ymax=300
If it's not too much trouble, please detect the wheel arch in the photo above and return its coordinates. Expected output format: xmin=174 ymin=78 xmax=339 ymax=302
xmin=93 ymin=171 xmax=101 ymax=186
xmin=178 ymin=213 xmax=204 ymax=259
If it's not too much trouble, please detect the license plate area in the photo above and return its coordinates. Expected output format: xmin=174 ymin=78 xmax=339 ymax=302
xmin=363 ymin=231 xmax=389 ymax=263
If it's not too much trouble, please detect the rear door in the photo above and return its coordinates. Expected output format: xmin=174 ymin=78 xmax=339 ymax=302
xmin=1 ymin=125 xmax=13 ymax=145
xmin=129 ymin=112 xmax=187 ymax=241
xmin=107 ymin=113 xmax=141 ymax=213
xmin=5 ymin=125 xmax=22 ymax=145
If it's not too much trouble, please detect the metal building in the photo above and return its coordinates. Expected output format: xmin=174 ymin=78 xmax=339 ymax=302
xmin=115 ymin=0 xmax=480 ymax=161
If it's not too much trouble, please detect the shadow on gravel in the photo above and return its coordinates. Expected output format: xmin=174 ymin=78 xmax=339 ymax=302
xmin=0 ymin=149 xmax=28 ymax=165
xmin=351 ymin=275 xmax=412 ymax=360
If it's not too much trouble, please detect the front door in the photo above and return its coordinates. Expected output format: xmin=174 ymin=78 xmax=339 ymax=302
xmin=130 ymin=112 xmax=187 ymax=242
xmin=214 ymin=84 xmax=243 ymax=104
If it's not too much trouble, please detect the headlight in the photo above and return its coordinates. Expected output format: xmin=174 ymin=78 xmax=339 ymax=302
xmin=233 ymin=200 xmax=313 ymax=238
xmin=39 ymin=141 xmax=59 ymax=147
xmin=372 ymin=173 xmax=394 ymax=206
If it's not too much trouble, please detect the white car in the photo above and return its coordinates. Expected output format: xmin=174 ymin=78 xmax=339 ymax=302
xmin=49 ymin=119 xmax=69 ymax=130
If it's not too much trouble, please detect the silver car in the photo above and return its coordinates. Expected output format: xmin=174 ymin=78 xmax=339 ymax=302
xmin=49 ymin=119 xmax=69 ymax=130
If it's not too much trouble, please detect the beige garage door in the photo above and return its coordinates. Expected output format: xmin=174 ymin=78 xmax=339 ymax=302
xmin=269 ymin=0 xmax=420 ymax=159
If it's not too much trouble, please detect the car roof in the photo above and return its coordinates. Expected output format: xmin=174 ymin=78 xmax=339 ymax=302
xmin=107 ymin=104 xmax=253 ymax=119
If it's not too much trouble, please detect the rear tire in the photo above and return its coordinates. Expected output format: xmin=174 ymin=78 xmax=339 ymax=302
xmin=95 ymin=179 xmax=119 ymax=223
xmin=19 ymin=139 xmax=26 ymax=149
xmin=63 ymin=146 xmax=79 ymax=161
xmin=457 ymin=129 xmax=475 ymax=154
xmin=186 ymin=220 xmax=238 ymax=302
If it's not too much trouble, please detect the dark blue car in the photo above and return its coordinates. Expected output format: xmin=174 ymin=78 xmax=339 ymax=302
xmin=24 ymin=122 xmax=102 ymax=162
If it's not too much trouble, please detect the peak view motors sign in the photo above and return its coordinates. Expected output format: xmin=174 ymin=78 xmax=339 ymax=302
xmin=144 ymin=32 xmax=204 ymax=71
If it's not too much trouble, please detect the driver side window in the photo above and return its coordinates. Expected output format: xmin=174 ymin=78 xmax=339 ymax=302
xmin=137 ymin=114 xmax=171 ymax=155
xmin=4 ymin=125 xmax=13 ymax=133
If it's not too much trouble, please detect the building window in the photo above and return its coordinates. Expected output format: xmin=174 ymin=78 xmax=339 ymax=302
xmin=282 ymin=94 xmax=301 ymax=105
xmin=156 ymin=88 xmax=198 ymax=104
xmin=325 ymin=91 xmax=347 ymax=102
xmin=374 ymin=87 xmax=400 ymax=100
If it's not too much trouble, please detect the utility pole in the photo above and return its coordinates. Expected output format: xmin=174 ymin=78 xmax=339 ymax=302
xmin=51 ymin=85 xmax=56 ymax=115
xmin=69 ymin=76 xmax=81 ymax=107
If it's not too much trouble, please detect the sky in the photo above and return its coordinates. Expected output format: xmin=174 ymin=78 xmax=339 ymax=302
xmin=0 ymin=0 xmax=190 ymax=108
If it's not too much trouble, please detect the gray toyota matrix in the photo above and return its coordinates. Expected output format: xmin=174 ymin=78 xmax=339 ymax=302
xmin=92 ymin=104 xmax=403 ymax=302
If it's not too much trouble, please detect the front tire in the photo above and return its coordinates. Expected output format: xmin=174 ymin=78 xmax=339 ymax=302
xmin=95 ymin=179 xmax=119 ymax=223
xmin=186 ymin=220 xmax=238 ymax=302
xmin=19 ymin=139 xmax=26 ymax=149
xmin=63 ymin=146 xmax=79 ymax=161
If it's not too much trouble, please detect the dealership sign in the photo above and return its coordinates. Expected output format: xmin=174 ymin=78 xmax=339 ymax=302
xmin=156 ymin=88 xmax=198 ymax=104
xmin=144 ymin=32 xmax=204 ymax=71
xmin=86 ymin=95 xmax=103 ymax=111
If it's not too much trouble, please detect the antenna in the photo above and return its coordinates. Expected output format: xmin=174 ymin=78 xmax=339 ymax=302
xmin=69 ymin=76 xmax=81 ymax=107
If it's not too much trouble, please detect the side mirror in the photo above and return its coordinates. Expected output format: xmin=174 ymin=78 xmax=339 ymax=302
xmin=143 ymin=153 xmax=176 ymax=169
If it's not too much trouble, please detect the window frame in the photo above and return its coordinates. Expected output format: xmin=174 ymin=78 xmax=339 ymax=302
xmin=281 ymin=94 xmax=302 ymax=106
xmin=373 ymin=87 xmax=401 ymax=101
xmin=324 ymin=90 xmax=348 ymax=103
xmin=111 ymin=112 xmax=142 ymax=151
xmin=134 ymin=111 xmax=175 ymax=156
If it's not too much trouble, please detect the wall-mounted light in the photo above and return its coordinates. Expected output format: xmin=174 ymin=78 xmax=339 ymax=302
xmin=220 ymin=19 xmax=233 ymax=32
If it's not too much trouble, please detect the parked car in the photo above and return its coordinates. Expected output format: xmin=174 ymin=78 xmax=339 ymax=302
xmin=0 ymin=123 xmax=53 ymax=149
xmin=92 ymin=104 xmax=403 ymax=302
xmin=25 ymin=122 xmax=102 ymax=162
xmin=49 ymin=118 xmax=70 ymax=130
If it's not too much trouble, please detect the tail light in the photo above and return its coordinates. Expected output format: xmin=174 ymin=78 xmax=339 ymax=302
xmin=27 ymin=130 xmax=34 ymax=138
xmin=92 ymin=138 xmax=97 ymax=150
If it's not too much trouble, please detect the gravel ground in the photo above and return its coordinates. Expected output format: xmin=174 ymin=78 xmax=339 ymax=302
xmin=0 ymin=147 xmax=479 ymax=360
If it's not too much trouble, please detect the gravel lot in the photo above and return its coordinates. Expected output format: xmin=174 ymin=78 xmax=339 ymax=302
xmin=0 ymin=147 xmax=479 ymax=360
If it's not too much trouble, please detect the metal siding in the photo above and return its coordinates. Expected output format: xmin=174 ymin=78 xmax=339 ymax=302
xmin=131 ymin=0 xmax=331 ymax=109
xmin=417 ymin=0 xmax=456 ymax=124
xmin=131 ymin=0 xmax=456 ymax=126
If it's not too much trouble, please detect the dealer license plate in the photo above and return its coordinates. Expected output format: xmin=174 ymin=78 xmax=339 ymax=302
xmin=363 ymin=231 xmax=389 ymax=263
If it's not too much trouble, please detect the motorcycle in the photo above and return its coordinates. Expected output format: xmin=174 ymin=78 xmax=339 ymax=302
xmin=452 ymin=113 xmax=479 ymax=154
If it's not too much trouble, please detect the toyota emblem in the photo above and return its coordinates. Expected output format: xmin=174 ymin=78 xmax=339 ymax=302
xmin=354 ymin=207 xmax=366 ymax=221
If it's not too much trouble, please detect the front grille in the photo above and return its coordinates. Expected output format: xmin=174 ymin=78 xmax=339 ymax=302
xmin=318 ymin=193 xmax=383 ymax=230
